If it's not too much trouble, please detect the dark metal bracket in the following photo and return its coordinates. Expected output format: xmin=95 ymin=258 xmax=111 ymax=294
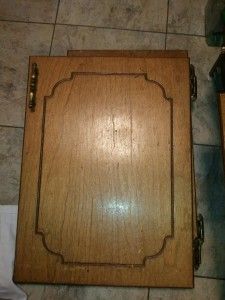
xmin=190 ymin=64 xmax=197 ymax=101
xmin=29 ymin=63 xmax=38 ymax=111
xmin=209 ymin=51 xmax=225 ymax=93
xmin=193 ymin=214 xmax=204 ymax=270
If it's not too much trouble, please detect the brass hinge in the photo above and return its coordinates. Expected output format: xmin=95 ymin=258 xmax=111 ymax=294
xmin=190 ymin=64 xmax=197 ymax=101
xmin=193 ymin=214 xmax=204 ymax=270
xmin=29 ymin=63 xmax=38 ymax=111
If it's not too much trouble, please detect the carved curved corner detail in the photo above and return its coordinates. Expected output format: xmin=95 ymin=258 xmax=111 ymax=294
xmin=44 ymin=72 xmax=172 ymax=103
xmin=36 ymin=71 xmax=174 ymax=267
xmin=142 ymin=73 xmax=172 ymax=102
xmin=36 ymin=228 xmax=173 ymax=267
xmin=36 ymin=228 xmax=65 ymax=263
xmin=44 ymin=72 xmax=76 ymax=101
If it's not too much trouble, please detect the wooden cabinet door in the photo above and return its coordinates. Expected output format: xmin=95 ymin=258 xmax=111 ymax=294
xmin=14 ymin=56 xmax=193 ymax=287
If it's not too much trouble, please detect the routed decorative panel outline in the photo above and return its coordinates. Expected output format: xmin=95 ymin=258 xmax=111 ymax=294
xmin=35 ymin=72 xmax=174 ymax=268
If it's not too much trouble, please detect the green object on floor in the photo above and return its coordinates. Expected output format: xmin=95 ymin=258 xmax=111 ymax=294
xmin=205 ymin=0 xmax=225 ymax=46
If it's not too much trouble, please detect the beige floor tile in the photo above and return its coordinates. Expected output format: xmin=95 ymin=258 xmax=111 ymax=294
xmin=51 ymin=24 xmax=165 ymax=56
xmin=0 ymin=127 xmax=23 ymax=204
xmin=194 ymin=145 xmax=225 ymax=278
xmin=57 ymin=0 xmax=168 ymax=32
xmin=0 ymin=0 xmax=58 ymax=23
xmin=0 ymin=21 xmax=53 ymax=127
xmin=20 ymin=285 xmax=148 ymax=300
xmin=168 ymin=0 xmax=208 ymax=36
xmin=166 ymin=34 xmax=221 ymax=145
xmin=149 ymin=277 xmax=225 ymax=300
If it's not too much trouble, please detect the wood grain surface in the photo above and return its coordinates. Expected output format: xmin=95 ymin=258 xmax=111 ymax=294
xmin=39 ymin=73 xmax=172 ymax=266
xmin=14 ymin=55 xmax=193 ymax=287
xmin=68 ymin=50 xmax=197 ymax=239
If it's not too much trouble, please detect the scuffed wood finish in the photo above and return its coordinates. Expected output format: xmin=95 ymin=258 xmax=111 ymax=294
xmin=68 ymin=50 xmax=198 ymax=239
xmin=219 ymin=94 xmax=225 ymax=171
xmin=14 ymin=56 xmax=193 ymax=287
xmin=39 ymin=73 xmax=172 ymax=266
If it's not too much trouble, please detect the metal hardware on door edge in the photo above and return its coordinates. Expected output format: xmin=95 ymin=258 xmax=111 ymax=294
xmin=193 ymin=214 xmax=204 ymax=270
xmin=29 ymin=63 xmax=38 ymax=111
xmin=190 ymin=64 xmax=197 ymax=101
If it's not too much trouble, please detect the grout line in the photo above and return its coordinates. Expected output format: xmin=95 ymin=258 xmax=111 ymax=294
xmin=147 ymin=288 xmax=150 ymax=300
xmin=165 ymin=34 xmax=168 ymax=50
xmin=167 ymin=31 xmax=205 ymax=38
xmin=165 ymin=0 xmax=170 ymax=50
xmin=56 ymin=22 xmax=167 ymax=35
xmin=49 ymin=0 xmax=61 ymax=56
xmin=55 ymin=23 xmax=206 ymax=38
xmin=55 ymin=0 xmax=61 ymax=24
xmin=49 ymin=26 xmax=56 ymax=56
xmin=0 ymin=18 xmax=165 ymax=34
xmin=0 ymin=124 xmax=23 ymax=129
xmin=0 ymin=18 xmax=206 ymax=38
xmin=0 ymin=19 xmax=53 ymax=26
xmin=193 ymin=143 xmax=221 ymax=148
xmin=195 ymin=275 xmax=225 ymax=281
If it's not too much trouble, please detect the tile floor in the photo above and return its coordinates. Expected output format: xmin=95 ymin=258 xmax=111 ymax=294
xmin=0 ymin=0 xmax=225 ymax=299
